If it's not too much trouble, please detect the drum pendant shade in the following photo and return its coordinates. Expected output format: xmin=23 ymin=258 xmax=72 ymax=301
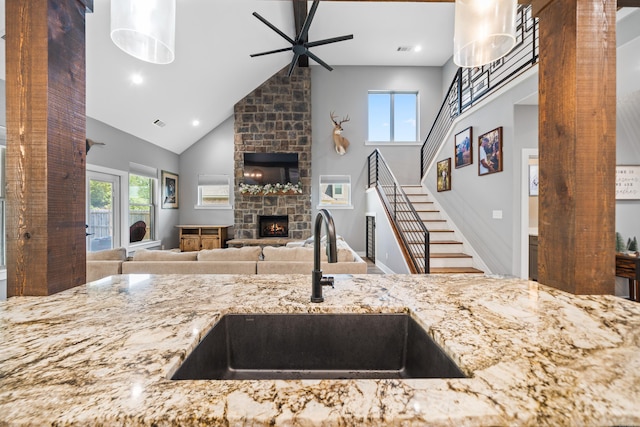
xmin=111 ymin=0 xmax=176 ymax=64
xmin=453 ymin=0 xmax=517 ymax=68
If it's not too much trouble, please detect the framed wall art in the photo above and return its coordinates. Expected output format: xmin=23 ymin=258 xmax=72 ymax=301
xmin=437 ymin=158 xmax=451 ymax=192
xmin=478 ymin=127 xmax=503 ymax=176
xmin=616 ymin=165 xmax=640 ymax=200
xmin=454 ymin=126 xmax=473 ymax=168
xmin=161 ymin=170 xmax=179 ymax=209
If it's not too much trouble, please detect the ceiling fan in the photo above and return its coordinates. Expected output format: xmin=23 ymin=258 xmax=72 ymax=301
xmin=250 ymin=0 xmax=354 ymax=77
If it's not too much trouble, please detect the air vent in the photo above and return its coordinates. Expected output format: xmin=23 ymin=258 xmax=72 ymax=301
xmin=153 ymin=119 xmax=166 ymax=128
xmin=396 ymin=46 xmax=412 ymax=52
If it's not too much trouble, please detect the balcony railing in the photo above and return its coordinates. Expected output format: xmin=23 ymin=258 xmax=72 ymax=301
xmin=421 ymin=4 xmax=539 ymax=179
xmin=368 ymin=149 xmax=430 ymax=274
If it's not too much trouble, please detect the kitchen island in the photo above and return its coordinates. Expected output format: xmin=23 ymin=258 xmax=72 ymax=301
xmin=1 ymin=273 xmax=639 ymax=426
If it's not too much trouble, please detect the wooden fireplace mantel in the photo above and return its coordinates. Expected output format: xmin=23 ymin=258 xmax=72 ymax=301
xmin=226 ymin=238 xmax=303 ymax=248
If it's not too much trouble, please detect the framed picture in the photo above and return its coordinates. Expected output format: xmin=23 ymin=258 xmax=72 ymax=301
xmin=478 ymin=127 xmax=503 ymax=176
xmin=461 ymin=69 xmax=470 ymax=89
xmin=161 ymin=170 xmax=179 ymax=209
xmin=437 ymin=158 xmax=451 ymax=192
xmin=529 ymin=164 xmax=539 ymax=196
xmin=489 ymin=57 xmax=503 ymax=73
xmin=471 ymin=71 xmax=489 ymax=99
xmin=454 ymin=126 xmax=473 ymax=168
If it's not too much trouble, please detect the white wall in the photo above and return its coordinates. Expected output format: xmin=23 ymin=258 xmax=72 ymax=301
xmin=365 ymin=189 xmax=410 ymax=273
xmin=311 ymin=65 xmax=444 ymax=252
xmin=424 ymin=73 xmax=539 ymax=275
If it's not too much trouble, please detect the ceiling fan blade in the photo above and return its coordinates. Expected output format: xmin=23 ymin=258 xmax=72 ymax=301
xmin=252 ymin=12 xmax=295 ymax=45
xmin=297 ymin=0 xmax=319 ymax=43
xmin=287 ymin=52 xmax=302 ymax=77
xmin=305 ymin=50 xmax=333 ymax=72
xmin=250 ymin=46 xmax=293 ymax=58
xmin=305 ymin=34 xmax=354 ymax=49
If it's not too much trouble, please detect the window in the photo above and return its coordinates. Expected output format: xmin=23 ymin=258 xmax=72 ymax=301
xmin=128 ymin=162 xmax=158 ymax=245
xmin=129 ymin=173 xmax=155 ymax=243
xmin=318 ymin=175 xmax=352 ymax=209
xmin=196 ymin=174 xmax=231 ymax=209
xmin=87 ymin=171 xmax=120 ymax=251
xmin=87 ymin=163 xmax=160 ymax=252
xmin=368 ymin=91 xmax=419 ymax=143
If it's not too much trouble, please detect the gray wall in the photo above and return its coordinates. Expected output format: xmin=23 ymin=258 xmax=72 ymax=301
xmin=616 ymin=15 xmax=640 ymax=244
xmin=87 ymin=118 xmax=181 ymax=249
xmin=311 ymin=65 xmax=444 ymax=252
xmin=178 ymin=116 xmax=235 ymax=227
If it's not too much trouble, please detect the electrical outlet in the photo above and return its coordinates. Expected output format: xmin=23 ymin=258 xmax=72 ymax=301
xmin=492 ymin=210 xmax=503 ymax=219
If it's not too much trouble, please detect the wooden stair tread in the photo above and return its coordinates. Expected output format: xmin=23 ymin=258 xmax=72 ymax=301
xmin=429 ymin=252 xmax=472 ymax=258
xmin=429 ymin=267 xmax=484 ymax=274
xmin=412 ymin=253 xmax=472 ymax=259
xmin=407 ymin=239 xmax=462 ymax=244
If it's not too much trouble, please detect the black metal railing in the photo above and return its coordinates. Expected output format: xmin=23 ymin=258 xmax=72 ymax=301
xmin=421 ymin=4 xmax=539 ymax=179
xmin=368 ymin=149 xmax=430 ymax=274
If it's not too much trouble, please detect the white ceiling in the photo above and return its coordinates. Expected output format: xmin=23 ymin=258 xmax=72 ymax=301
xmin=1 ymin=0 xmax=456 ymax=154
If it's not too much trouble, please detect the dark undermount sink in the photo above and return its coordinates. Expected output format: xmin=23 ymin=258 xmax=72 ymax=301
xmin=171 ymin=313 xmax=466 ymax=380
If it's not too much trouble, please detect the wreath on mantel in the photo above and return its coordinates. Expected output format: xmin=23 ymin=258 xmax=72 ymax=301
xmin=239 ymin=182 xmax=303 ymax=195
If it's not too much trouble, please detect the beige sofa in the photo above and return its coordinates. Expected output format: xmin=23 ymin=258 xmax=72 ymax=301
xmin=121 ymin=247 xmax=261 ymax=275
xmin=257 ymin=244 xmax=367 ymax=274
xmin=87 ymin=240 xmax=366 ymax=281
xmin=86 ymin=248 xmax=127 ymax=282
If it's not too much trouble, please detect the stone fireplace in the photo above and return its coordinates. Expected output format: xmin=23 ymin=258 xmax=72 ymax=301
xmin=233 ymin=67 xmax=312 ymax=240
xmin=258 ymin=215 xmax=288 ymax=238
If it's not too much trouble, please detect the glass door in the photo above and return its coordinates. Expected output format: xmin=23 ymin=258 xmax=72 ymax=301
xmin=87 ymin=171 xmax=120 ymax=251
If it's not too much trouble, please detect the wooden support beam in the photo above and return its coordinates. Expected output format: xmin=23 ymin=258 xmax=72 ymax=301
xmin=293 ymin=0 xmax=309 ymax=68
xmin=6 ymin=0 xmax=89 ymax=296
xmin=537 ymin=0 xmax=617 ymax=295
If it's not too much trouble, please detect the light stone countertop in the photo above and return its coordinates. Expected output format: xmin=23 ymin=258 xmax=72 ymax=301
xmin=1 ymin=273 xmax=639 ymax=426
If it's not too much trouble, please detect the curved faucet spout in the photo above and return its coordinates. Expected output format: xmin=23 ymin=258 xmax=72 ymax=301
xmin=311 ymin=209 xmax=338 ymax=303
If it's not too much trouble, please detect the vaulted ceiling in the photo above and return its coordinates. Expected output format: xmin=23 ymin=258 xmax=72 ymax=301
xmin=0 ymin=0 xmax=455 ymax=153
xmin=1 ymin=1 xmax=637 ymax=153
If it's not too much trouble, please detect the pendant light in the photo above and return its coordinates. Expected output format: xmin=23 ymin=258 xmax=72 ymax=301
xmin=453 ymin=0 xmax=517 ymax=68
xmin=110 ymin=0 xmax=176 ymax=65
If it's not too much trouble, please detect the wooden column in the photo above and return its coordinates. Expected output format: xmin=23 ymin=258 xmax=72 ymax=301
xmin=6 ymin=0 xmax=92 ymax=296
xmin=534 ymin=0 xmax=616 ymax=294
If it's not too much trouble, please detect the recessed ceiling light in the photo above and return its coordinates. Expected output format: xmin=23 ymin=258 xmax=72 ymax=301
xmin=131 ymin=74 xmax=143 ymax=85
xmin=414 ymin=45 xmax=422 ymax=52
xmin=192 ymin=119 xmax=200 ymax=127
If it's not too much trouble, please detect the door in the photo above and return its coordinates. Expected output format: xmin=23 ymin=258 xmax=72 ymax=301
xmin=87 ymin=171 xmax=120 ymax=251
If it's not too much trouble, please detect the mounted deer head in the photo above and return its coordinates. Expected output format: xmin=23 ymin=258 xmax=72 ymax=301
xmin=330 ymin=112 xmax=350 ymax=155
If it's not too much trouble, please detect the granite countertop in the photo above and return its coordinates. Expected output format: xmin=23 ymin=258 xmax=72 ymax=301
xmin=1 ymin=273 xmax=639 ymax=426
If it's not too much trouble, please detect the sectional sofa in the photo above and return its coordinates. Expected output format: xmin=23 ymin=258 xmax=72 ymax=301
xmin=86 ymin=240 xmax=367 ymax=282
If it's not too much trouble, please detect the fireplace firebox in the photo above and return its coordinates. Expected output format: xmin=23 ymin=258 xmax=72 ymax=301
xmin=259 ymin=215 xmax=289 ymax=238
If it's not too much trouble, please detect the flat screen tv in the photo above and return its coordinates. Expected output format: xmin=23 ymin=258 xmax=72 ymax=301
xmin=243 ymin=153 xmax=299 ymax=185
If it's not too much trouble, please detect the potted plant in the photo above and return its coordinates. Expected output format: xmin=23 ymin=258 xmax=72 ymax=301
xmin=616 ymin=232 xmax=626 ymax=253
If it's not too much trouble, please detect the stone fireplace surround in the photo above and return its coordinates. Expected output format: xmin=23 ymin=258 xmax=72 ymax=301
xmin=233 ymin=67 xmax=312 ymax=240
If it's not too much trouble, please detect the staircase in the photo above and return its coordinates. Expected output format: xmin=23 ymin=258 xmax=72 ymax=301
xmin=402 ymin=185 xmax=483 ymax=274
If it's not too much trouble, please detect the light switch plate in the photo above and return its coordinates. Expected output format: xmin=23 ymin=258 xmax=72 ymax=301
xmin=492 ymin=210 xmax=503 ymax=219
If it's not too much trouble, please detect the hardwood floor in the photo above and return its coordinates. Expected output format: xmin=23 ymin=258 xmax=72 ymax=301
xmin=365 ymin=258 xmax=385 ymax=274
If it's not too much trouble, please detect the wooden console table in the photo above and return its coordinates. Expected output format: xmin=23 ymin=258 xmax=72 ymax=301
xmin=616 ymin=253 xmax=640 ymax=302
xmin=177 ymin=225 xmax=231 ymax=251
